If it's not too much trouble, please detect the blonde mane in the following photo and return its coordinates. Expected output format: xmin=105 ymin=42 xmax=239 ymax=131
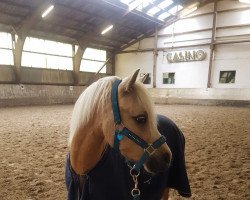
xmin=68 ymin=76 xmax=157 ymax=147
xmin=68 ymin=76 xmax=118 ymax=146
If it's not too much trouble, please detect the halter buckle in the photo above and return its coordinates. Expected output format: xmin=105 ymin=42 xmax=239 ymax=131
xmin=115 ymin=123 xmax=124 ymax=131
xmin=145 ymin=145 xmax=156 ymax=156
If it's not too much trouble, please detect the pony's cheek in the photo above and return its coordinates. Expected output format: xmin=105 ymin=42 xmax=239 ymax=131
xmin=119 ymin=141 xmax=143 ymax=161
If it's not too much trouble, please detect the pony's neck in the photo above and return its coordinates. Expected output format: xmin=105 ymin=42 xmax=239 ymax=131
xmin=70 ymin=122 xmax=106 ymax=175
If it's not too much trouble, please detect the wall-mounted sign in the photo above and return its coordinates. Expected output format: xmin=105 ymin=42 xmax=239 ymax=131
xmin=165 ymin=49 xmax=207 ymax=63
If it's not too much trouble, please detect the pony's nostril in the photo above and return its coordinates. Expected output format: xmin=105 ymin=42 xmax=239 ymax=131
xmin=145 ymin=153 xmax=171 ymax=174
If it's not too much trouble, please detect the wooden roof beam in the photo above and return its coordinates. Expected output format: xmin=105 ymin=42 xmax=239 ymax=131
xmin=118 ymin=0 xmax=213 ymax=52
xmin=15 ymin=1 xmax=52 ymax=36
xmin=117 ymin=27 xmax=156 ymax=52
xmin=0 ymin=0 xmax=33 ymax=10
xmin=56 ymin=1 xmax=146 ymax=37
xmin=13 ymin=1 xmax=53 ymax=83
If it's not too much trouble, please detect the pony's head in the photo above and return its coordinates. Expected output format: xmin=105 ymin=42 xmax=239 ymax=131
xmin=69 ymin=69 xmax=171 ymax=174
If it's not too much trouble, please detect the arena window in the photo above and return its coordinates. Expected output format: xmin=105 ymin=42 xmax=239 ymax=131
xmin=163 ymin=72 xmax=175 ymax=84
xmin=80 ymin=48 xmax=107 ymax=73
xmin=140 ymin=73 xmax=151 ymax=84
xmin=0 ymin=32 xmax=13 ymax=65
xmin=22 ymin=37 xmax=72 ymax=70
xmin=219 ymin=71 xmax=236 ymax=83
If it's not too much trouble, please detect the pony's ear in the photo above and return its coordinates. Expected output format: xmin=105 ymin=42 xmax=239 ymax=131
xmin=139 ymin=73 xmax=149 ymax=84
xmin=123 ymin=69 xmax=140 ymax=92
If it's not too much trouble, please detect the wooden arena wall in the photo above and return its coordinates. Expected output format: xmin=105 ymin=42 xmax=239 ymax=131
xmin=0 ymin=65 xmax=108 ymax=85
xmin=0 ymin=84 xmax=85 ymax=107
xmin=1 ymin=84 xmax=249 ymax=107
xmin=148 ymin=88 xmax=250 ymax=107
xmin=0 ymin=65 xmax=107 ymax=107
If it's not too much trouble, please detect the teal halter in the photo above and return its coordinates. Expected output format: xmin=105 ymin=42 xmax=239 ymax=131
xmin=111 ymin=79 xmax=166 ymax=199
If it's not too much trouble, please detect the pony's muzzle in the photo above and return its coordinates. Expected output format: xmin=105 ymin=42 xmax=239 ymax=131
xmin=144 ymin=145 xmax=172 ymax=174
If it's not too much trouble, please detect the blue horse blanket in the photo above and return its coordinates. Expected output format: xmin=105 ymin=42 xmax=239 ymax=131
xmin=65 ymin=115 xmax=191 ymax=200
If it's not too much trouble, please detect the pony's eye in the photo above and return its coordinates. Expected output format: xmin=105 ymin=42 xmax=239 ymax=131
xmin=134 ymin=115 xmax=147 ymax=124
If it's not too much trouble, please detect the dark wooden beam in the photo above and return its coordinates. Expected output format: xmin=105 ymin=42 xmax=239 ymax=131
xmin=47 ymin=13 xmax=96 ymax=31
xmin=12 ymin=1 xmax=53 ymax=83
xmin=117 ymin=23 xmax=145 ymax=35
xmin=29 ymin=31 xmax=77 ymax=45
xmin=117 ymin=27 xmax=155 ymax=52
xmin=207 ymin=0 xmax=217 ymax=88
xmin=0 ymin=2 xmax=29 ymax=17
xmin=88 ymin=43 xmax=116 ymax=50
xmin=36 ymin=21 xmax=125 ymax=47
xmin=0 ymin=12 xmax=22 ymax=24
xmin=153 ymin=26 xmax=158 ymax=88
xmin=32 ymin=26 xmax=118 ymax=49
xmin=117 ymin=6 xmax=188 ymax=52
xmin=0 ymin=0 xmax=33 ymax=10
xmin=55 ymin=2 xmax=109 ymax=25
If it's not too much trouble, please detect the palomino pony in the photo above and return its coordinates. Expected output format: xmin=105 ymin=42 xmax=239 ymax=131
xmin=67 ymin=69 xmax=172 ymax=200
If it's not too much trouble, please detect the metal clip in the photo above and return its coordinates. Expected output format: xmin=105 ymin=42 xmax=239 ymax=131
xmin=130 ymin=168 xmax=141 ymax=199
xmin=130 ymin=167 xmax=140 ymax=177
xmin=145 ymin=145 xmax=156 ymax=155
xmin=131 ymin=188 xmax=140 ymax=197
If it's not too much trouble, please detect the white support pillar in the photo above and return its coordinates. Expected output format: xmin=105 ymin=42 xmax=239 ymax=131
xmin=12 ymin=1 xmax=53 ymax=83
xmin=153 ymin=26 xmax=158 ymax=88
xmin=207 ymin=0 xmax=218 ymax=88
xmin=72 ymin=44 xmax=87 ymax=85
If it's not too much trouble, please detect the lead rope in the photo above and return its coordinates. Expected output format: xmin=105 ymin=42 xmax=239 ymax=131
xmin=129 ymin=166 xmax=141 ymax=200
xmin=111 ymin=79 xmax=167 ymax=199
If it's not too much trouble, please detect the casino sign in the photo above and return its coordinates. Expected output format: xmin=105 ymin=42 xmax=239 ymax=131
xmin=165 ymin=49 xmax=207 ymax=63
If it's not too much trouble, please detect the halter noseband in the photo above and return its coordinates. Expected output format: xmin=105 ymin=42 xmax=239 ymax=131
xmin=111 ymin=79 xmax=166 ymax=172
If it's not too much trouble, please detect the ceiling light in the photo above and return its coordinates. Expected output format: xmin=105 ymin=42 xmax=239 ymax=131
xmin=41 ymin=5 xmax=54 ymax=18
xmin=239 ymin=0 xmax=250 ymax=4
xmin=158 ymin=0 xmax=173 ymax=9
xmin=101 ymin=25 xmax=113 ymax=35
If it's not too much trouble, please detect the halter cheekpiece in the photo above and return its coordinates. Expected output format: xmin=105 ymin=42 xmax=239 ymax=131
xmin=111 ymin=79 xmax=166 ymax=200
